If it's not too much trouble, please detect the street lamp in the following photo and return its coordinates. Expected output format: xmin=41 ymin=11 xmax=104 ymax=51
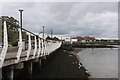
xmin=19 ymin=9 xmax=23 ymax=30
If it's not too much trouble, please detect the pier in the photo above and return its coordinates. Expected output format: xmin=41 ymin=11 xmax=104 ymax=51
xmin=0 ymin=19 xmax=62 ymax=80
xmin=0 ymin=17 xmax=91 ymax=80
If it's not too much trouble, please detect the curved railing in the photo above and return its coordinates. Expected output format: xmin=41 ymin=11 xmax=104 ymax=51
xmin=0 ymin=20 xmax=62 ymax=68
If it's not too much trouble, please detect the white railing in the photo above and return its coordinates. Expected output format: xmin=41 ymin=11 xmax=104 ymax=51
xmin=15 ymin=27 xmax=23 ymax=63
xmin=0 ymin=21 xmax=62 ymax=68
xmin=25 ymin=33 xmax=31 ymax=61
xmin=0 ymin=21 xmax=8 ymax=68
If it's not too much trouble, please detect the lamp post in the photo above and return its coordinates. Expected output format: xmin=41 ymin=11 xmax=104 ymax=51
xmin=19 ymin=9 xmax=23 ymax=31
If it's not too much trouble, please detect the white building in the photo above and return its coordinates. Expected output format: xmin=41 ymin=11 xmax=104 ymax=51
xmin=71 ymin=38 xmax=77 ymax=44
xmin=65 ymin=37 xmax=71 ymax=42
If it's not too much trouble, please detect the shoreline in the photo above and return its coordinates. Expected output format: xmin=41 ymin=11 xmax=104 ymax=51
xmin=72 ymin=44 xmax=118 ymax=48
xmin=31 ymin=47 xmax=90 ymax=79
xmin=67 ymin=48 xmax=92 ymax=79
xmin=73 ymin=47 xmax=118 ymax=79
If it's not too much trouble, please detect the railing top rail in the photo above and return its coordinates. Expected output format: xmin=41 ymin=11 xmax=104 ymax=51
xmin=0 ymin=18 xmax=42 ymax=39
xmin=0 ymin=18 xmax=61 ymax=42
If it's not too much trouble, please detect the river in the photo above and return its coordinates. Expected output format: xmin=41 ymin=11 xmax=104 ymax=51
xmin=78 ymin=48 xmax=118 ymax=78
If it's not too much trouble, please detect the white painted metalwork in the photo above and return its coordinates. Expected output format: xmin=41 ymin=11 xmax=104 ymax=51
xmin=37 ymin=38 xmax=41 ymax=58
xmin=32 ymin=36 xmax=37 ymax=59
xmin=39 ymin=40 xmax=42 ymax=57
xmin=25 ymin=33 xmax=31 ymax=61
xmin=0 ymin=20 xmax=62 ymax=68
xmin=40 ymin=39 xmax=44 ymax=57
xmin=43 ymin=41 xmax=46 ymax=56
xmin=44 ymin=41 xmax=47 ymax=56
xmin=15 ymin=27 xmax=23 ymax=63
xmin=46 ymin=41 xmax=49 ymax=55
xmin=0 ymin=21 xmax=8 ymax=68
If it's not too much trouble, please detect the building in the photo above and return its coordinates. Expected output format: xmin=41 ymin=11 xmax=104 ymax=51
xmin=64 ymin=37 xmax=71 ymax=42
xmin=71 ymin=36 xmax=96 ymax=43
xmin=63 ymin=37 xmax=71 ymax=44
xmin=71 ymin=37 xmax=77 ymax=44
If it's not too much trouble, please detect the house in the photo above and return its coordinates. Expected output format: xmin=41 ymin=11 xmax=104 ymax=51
xmin=65 ymin=37 xmax=71 ymax=42
xmin=64 ymin=37 xmax=71 ymax=44
xmin=76 ymin=36 xmax=86 ymax=43
xmin=71 ymin=36 xmax=96 ymax=43
xmin=71 ymin=37 xmax=77 ymax=44
xmin=84 ymin=36 xmax=96 ymax=42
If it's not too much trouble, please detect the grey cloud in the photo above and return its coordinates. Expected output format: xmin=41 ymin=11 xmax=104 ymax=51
xmin=1 ymin=2 xmax=118 ymax=39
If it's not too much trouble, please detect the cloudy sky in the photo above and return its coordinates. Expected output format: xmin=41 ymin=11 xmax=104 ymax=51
xmin=0 ymin=2 xmax=118 ymax=39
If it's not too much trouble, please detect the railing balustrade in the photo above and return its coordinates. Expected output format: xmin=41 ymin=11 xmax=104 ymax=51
xmin=0 ymin=19 xmax=61 ymax=68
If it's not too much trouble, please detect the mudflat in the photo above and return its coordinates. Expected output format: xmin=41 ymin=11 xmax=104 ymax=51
xmin=32 ymin=48 xmax=89 ymax=79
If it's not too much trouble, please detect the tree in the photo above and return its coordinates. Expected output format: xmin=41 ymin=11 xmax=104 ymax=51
xmin=46 ymin=36 xmax=51 ymax=40
xmin=46 ymin=36 xmax=59 ymax=41
xmin=0 ymin=16 xmax=27 ymax=46
xmin=53 ymin=37 xmax=59 ymax=41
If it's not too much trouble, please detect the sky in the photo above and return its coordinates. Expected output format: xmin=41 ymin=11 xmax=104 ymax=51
xmin=0 ymin=1 xmax=119 ymax=39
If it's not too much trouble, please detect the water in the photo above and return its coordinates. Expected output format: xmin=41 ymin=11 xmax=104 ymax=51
xmin=78 ymin=48 xmax=118 ymax=78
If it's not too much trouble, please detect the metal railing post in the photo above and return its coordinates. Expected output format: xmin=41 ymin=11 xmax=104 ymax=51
xmin=25 ymin=33 xmax=31 ymax=61
xmin=0 ymin=21 xmax=8 ymax=68
xmin=15 ymin=27 xmax=23 ymax=63
xmin=32 ymin=36 xmax=37 ymax=59
xmin=41 ymin=39 xmax=44 ymax=57
xmin=37 ymin=38 xmax=41 ymax=58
